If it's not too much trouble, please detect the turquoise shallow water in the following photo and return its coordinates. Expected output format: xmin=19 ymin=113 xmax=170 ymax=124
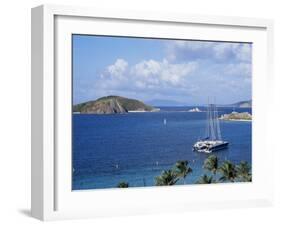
xmin=72 ymin=107 xmax=252 ymax=190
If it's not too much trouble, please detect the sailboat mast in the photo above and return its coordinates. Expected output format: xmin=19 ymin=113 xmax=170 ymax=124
xmin=205 ymin=98 xmax=222 ymax=141
xmin=214 ymin=104 xmax=222 ymax=140
xmin=209 ymin=104 xmax=216 ymax=140
xmin=205 ymin=98 xmax=211 ymax=139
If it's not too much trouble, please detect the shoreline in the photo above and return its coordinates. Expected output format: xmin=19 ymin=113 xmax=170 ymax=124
xmin=128 ymin=109 xmax=160 ymax=113
xmin=220 ymin=119 xmax=252 ymax=122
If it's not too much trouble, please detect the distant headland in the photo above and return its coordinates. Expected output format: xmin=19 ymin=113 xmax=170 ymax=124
xmin=220 ymin=112 xmax=252 ymax=121
xmin=73 ymin=96 xmax=159 ymax=114
xmin=222 ymin=100 xmax=252 ymax=108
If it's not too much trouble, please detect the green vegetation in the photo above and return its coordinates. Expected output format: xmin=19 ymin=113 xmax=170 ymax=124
xmin=203 ymin=155 xmax=219 ymax=179
xmin=117 ymin=181 xmax=129 ymax=188
xmin=196 ymin=174 xmax=214 ymax=184
xmin=116 ymin=156 xmax=251 ymax=188
xmin=236 ymin=161 xmax=252 ymax=182
xmin=174 ymin=160 xmax=192 ymax=184
xmin=219 ymin=160 xmax=237 ymax=182
xmin=155 ymin=160 xmax=192 ymax=186
xmin=154 ymin=157 xmax=251 ymax=186
xmin=220 ymin=112 xmax=252 ymax=120
xmin=155 ymin=169 xmax=180 ymax=186
xmin=73 ymin=95 xmax=155 ymax=114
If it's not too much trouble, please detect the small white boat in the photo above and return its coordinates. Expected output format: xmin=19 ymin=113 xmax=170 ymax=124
xmin=188 ymin=107 xmax=202 ymax=112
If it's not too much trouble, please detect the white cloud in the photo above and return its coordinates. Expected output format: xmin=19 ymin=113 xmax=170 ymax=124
xmin=174 ymin=40 xmax=213 ymax=51
xmin=133 ymin=60 xmax=161 ymax=78
xmin=213 ymin=43 xmax=237 ymax=59
xmin=224 ymin=63 xmax=252 ymax=77
xmin=98 ymin=58 xmax=198 ymax=92
xmin=166 ymin=40 xmax=252 ymax=63
xmin=106 ymin=58 xmax=128 ymax=79
xmin=131 ymin=59 xmax=197 ymax=86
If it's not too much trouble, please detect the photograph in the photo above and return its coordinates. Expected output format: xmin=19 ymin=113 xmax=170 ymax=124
xmin=72 ymin=35 xmax=252 ymax=190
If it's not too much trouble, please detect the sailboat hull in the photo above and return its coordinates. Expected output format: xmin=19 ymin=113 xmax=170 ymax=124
xmin=193 ymin=140 xmax=228 ymax=153
xmin=209 ymin=141 xmax=228 ymax=151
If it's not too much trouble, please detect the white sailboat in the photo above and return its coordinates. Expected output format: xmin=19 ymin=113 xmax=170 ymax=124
xmin=193 ymin=103 xmax=228 ymax=153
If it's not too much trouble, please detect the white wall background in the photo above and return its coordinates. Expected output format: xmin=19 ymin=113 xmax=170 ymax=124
xmin=0 ymin=0 xmax=280 ymax=225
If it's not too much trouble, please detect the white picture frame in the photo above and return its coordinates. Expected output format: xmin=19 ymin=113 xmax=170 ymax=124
xmin=31 ymin=4 xmax=274 ymax=221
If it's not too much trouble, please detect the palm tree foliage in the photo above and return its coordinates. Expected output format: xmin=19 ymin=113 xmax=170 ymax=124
xmin=174 ymin=160 xmax=192 ymax=184
xmin=219 ymin=160 xmax=237 ymax=182
xmin=151 ymin=156 xmax=252 ymax=186
xmin=196 ymin=174 xmax=213 ymax=184
xmin=203 ymin=155 xmax=219 ymax=175
xmin=236 ymin=161 xmax=252 ymax=182
xmin=117 ymin=181 xmax=129 ymax=188
xmin=155 ymin=169 xmax=180 ymax=186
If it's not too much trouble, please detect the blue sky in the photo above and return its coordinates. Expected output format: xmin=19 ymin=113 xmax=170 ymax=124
xmin=73 ymin=35 xmax=252 ymax=106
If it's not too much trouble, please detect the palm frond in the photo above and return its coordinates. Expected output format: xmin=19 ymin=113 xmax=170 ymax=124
xmin=219 ymin=160 xmax=237 ymax=182
xmin=203 ymin=155 xmax=219 ymax=175
xmin=236 ymin=161 xmax=252 ymax=182
xmin=196 ymin=174 xmax=213 ymax=184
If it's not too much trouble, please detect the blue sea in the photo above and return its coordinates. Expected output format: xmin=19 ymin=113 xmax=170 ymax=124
xmin=72 ymin=107 xmax=252 ymax=190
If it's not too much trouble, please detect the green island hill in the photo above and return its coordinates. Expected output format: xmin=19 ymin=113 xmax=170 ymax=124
xmin=73 ymin=96 xmax=159 ymax=114
xmin=219 ymin=112 xmax=252 ymax=121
